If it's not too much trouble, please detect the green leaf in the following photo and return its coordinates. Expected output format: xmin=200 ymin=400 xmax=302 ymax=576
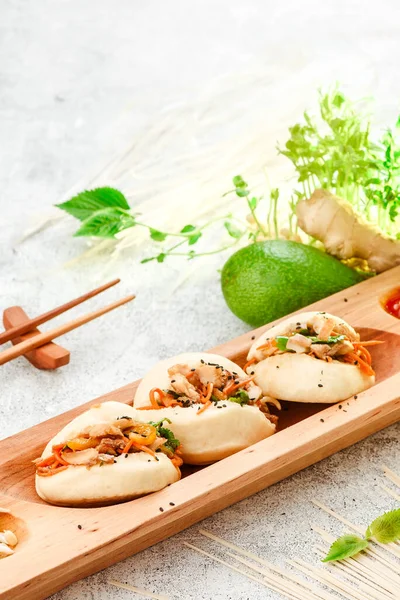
xmin=149 ymin=419 xmax=180 ymax=455
xmin=366 ymin=509 xmax=400 ymax=543
xmin=322 ymin=535 xmax=369 ymax=562
xmin=156 ymin=253 xmax=166 ymax=263
xmin=180 ymin=224 xmax=196 ymax=233
xmin=270 ymin=188 xmax=280 ymax=202
xmin=74 ymin=208 xmax=135 ymax=238
xmin=248 ymin=197 xmax=259 ymax=210
xmin=56 ymin=187 xmax=130 ymax=221
xmin=233 ymin=175 xmax=247 ymax=188
xmin=141 ymin=257 xmax=155 ymax=264
xmin=308 ymin=334 xmax=345 ymax=345
xmin=229 ymin=390 xmax=250 ymax=406
xmin=149 ymin=228 xmax=167 ymax=242
xmin=276 ymin=336 xmax=289 ymax=351
xmin=235 ymin=188 xmax=249 ymax=198
xmin=188 ymin=232 xmax=202 ymax=245
xmin=224 ymin=221 xmax=243 ymax=239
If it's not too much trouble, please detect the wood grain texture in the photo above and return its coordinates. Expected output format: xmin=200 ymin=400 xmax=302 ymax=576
xmin=3 ymin=307 xmax=70 ymax=370
xmin=1 ymin=266 xmax=400 ymax=600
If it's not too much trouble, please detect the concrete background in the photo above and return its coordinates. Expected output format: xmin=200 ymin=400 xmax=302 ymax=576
xmin=1 ymin=1 xmax=399 ymax=598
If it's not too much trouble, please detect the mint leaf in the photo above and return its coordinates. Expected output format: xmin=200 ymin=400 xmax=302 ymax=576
xmin=56 ymin=187 xmax=130 ymax=221
xmin=322 ymin=535 xmax=368 ymax=562
xmin=150 ymin=228 xmax=167 ymax=242
xmin=180 ymin=224 xmax=196 ymax=233
xmin=366 ymin=509 xmax=400 ymax=543
xmin=224 ymin=221 xmax=242 ymax=239
xmin=74 ymin=208 xmax=135 ymax=238
xmin=156 ymin=253 xmax=166 ymax=263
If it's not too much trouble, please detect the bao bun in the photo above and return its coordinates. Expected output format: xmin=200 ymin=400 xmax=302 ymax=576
xmin=35 ymin=402 xmax=180 ymax=507
xmin=247 ymin=311 xmax=375 ymax=404
xmin=133 ymin=352 xmax=276 ymax=464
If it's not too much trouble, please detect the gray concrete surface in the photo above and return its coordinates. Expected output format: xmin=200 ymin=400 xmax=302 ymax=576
xmin=1 ymin=1 xmax=399 ymax=598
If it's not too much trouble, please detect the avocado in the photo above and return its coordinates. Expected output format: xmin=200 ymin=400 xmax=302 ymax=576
xmin=221 ymin=240 xmax=365 ymax=327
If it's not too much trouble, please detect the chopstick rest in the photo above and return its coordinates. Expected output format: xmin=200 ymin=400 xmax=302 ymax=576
xmin=3 ymin=307 xmax=70 ymax=370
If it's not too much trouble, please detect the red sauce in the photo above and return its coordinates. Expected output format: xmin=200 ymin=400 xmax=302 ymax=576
xmin=382 ymin=287 xmax=400 ymax=319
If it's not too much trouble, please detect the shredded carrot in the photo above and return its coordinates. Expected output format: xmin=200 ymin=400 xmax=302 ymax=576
xmin=131 ymin=442 xmax=157 ymax=458
xmin=53 ymin=448 xmax=70 ymax=466
xmin=196 ymin=400 xmax=212 ymax=415
xmin=202 ymin=383 xmax=213 ymax=403
xmin=256 ymin=339 xmax=277 ymax=352
xmin=171 ymin=455 xmax=183 ymax=468
xmin=162 ymin=395 xmax=181 ymax=408
xmin=122 ymin=438 xmax=135 ymax=454
xmin=225 ymin=376 xmax=255 ymax=396
xmin=34 ymin=455 xmax=56 ymax=468
xmin=243 ymin=357 xmax=257 ymax=372
xmin=358 ymin=345 xmax=372 ymax=365
xmin=149 ymin=388 xmax=165 ymax=409
xmin=37 ymin=466 xmax=68 ymax=477
xmin=52 ymin=443 xmax=66 ymax=452
xmin=343 ymin=352 xmax=375 ymax=376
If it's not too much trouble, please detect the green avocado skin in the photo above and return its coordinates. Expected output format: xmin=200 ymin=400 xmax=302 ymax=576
xmin=221 ymin=240 xmax=365 ymax=327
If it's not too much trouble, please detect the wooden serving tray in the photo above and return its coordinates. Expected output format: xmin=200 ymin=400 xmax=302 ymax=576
xmin=1 ymin=266 xmax=400 ymax=600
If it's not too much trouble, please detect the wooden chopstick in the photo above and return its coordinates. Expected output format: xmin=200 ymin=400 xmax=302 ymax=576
xmin=0 ymin=279 xmax=121 ymax=345
xmin=0 ymin=294 xmax=135 ymax=366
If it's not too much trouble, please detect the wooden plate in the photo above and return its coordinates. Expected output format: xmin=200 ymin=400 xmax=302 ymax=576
xmin=1 ymin=266 xmax=400 ymax=600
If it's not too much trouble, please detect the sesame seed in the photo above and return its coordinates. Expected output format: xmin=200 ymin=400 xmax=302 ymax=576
xmin=320 ymin=418 xmax=324 ymax=423
xmin=344 ymin=298 xmax=348 ymax=302
xmin=318 ymin=384 xmax=323 ymax=388
xmin=159 ymin=507 xmax=164 ymax=512
xmin=77 ymin=524 xmax=82 ymax=530
xmin=169 ymin=502 xmax=175 ymax=506
xmin=171 ymin=379 xmax=176 ymax=383
xmin=217 ymin=406 xmax=223 ymax=409
xmin=276 ymin=366 xmax=280 ymax=369
xmin=200 ymin=360 xmax=205 ymax=364
xmin=191 ymin=368 xmax=195 ymax=372
xmin=338 ymin=405 xmax=342 ymax=409
xmin=250 ymin=371 xmax=255 ymax=375
xmin=251 ymin=335 xmax=255 ymax=340
xmin=354 ymin=395 xmax=358 ymax=399
xmin=125 ymin=454 xmax=129 ymax=458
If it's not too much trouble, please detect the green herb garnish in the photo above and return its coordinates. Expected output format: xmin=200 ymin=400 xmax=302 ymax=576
xmin=365 ymin=508 xmax=400 ymax=543
xmin=56 ymin=87 xmax=400 ymax=267
xmin=229 ymin=389 xmax=250 ymax=406
xmin=308 ymin=334 xmax=345 ymax=345
xmin=275 ymin=336 xmax=289 ymax=351
xmin=322 ymin=508 xmax=400 ymax=562
xmin=275 ymin=334 xmax=345 ymax=351
xmin=149 ymin=419 xmax=180 ymax=455
xmin=322 ymin=535 xmax=368 ymax=562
